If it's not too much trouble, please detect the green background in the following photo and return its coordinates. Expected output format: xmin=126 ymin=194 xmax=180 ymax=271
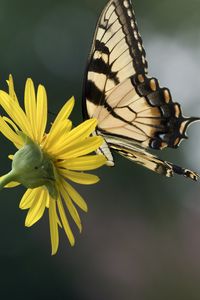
xmin=0 ymin=0 xmax=200 ymax=299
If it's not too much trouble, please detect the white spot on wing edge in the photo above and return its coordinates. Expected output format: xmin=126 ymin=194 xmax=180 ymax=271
xmin=123 ymin=0 xmax=129 ymax=8
xmin=131 ymin=20 xmax=135 ymax=28
xmin=142 ymin=56 xmax=146 ymax=64
xmin=127 ymin=9 xmax=132 ymax=17
xmin=134 ymin=30 xmax=138 ymax=40
xmin=138 ymin=42 xmax=143 ymax=52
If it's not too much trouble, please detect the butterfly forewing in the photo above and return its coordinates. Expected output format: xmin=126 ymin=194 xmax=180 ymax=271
xmin=84 ymin=0 xmax=147 ymax=119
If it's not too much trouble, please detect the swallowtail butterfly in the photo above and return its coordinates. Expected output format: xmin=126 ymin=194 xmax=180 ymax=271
xmin=82 ymin=0 xmax=200 ymax=180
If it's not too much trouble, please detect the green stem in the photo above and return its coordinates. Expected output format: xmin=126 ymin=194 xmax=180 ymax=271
xmin=0 ymin=170 xmax=17 ymax=190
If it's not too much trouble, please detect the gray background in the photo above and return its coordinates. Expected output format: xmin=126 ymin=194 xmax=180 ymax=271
xmin=0 ymin=0 xmax=200 ymax=299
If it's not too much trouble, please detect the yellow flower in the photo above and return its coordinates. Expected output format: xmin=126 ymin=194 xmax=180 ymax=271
xmin=0 ymin=75 xmax=106 ymax=255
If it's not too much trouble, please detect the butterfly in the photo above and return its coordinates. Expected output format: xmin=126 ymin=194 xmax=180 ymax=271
xmin=82 ymin=0 xmax=200 ymax=181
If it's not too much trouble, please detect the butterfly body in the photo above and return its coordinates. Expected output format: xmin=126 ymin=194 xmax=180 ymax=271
xmin=82 ymin=0 xmax=200 ymax=180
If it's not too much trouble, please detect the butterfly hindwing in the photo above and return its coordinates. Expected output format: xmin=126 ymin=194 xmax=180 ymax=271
xmin=101 ymin=133 xmax=199 ymax=181
xmin=94 ymin=74 xmax=199 ymax=150
xmin=116 ymin=145 xmax=199 ymax=181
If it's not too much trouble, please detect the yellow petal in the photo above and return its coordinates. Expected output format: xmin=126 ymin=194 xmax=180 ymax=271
xmin=57 ymin=154 xmax=106 ymax=171
xmin=24 ymin=78 xmax=37 ymax=139
xmin=0 ymin=91 xmax=33 ymax=138
xmin=57 ymin=215 xmax=62 ymax=228
xmin=49 ymin=198 xmax=59 ymax=255
xmin=7 ymin=74 xmax=19 ymax=103
xmin=61 ymin=180 xmax=88 ymax=212
xmin=5 ymin=181 xmax=20 ymax=188
xmin=57 ymin=195 xmax=75 ymax=246
xmin=20 ymin=189 xmax=34 ymax=209
xmin=50 ymin=118 xmax=97 ymax=154
xmin=20 ymin=187 xmax=44 ymax=210
xmin=59 ymin=182 xmax=82 ymax=232
xmin=60 ymin=169 xmax=100 ymax=184
xmin=47 ymin=97 xmax=74 ymax=138
xmin=25 ymin=188 xmax=46 ymax=226
xmin=54 ymin=96 xmax=74 ymax=122
xmin=36 ymin=85 xmax=47 ymax=143
xmin=55 ymin=136 xmax=104 ymax=160
xmin=0 ymin=116 xmax=22 ymax=148
xmin=3 ymin=116 xmax=19 ymax=132
xmin=44 ymin=119 xmax=72 ymax=151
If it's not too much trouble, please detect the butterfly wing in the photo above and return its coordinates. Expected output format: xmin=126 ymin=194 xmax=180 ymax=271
xmin=83 ymin=0 xmax=200 ymax=180
xmin=102 ymin=133 xmax=199 ymax=181
xmin=83 ymin=0 xmax=147 ymax=119
xmin=95 ymin=74 xmax=199 ymax=150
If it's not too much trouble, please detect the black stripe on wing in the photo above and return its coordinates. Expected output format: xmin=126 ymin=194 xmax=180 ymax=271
xmin=131 ymin=74 xmax=200 ymax=149
xmin=94 ymin=0 xmax=148 ymax=75
xmin=111 ymin=143 xmax=199 ymax=181
xmin=89 ymin=40 xmax=119 ymax=83
xmin=97 ymin=73 xmax=200 ymax=150
xmin=83 ymin=0 xmax=148 ymax=119
xmin=114 ymin=0 xmax=148 ymax=74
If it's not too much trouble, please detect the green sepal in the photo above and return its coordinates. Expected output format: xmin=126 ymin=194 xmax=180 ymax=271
xmin=0 ymin=132 xmax=58 ymax=199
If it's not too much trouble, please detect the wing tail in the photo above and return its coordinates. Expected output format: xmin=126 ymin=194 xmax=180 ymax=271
xmin=104 ymin=135 xmax=199 ymax=181
xmin=117 ymin=147 xmax=199 ymax=181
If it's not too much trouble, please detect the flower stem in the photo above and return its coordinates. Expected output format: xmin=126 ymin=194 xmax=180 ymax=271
xmin=0 ymin=170 xmax=17 ymax=190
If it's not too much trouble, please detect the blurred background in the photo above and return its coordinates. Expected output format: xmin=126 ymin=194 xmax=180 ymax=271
xmin=0 ymin=0 xmax=200 ymax=299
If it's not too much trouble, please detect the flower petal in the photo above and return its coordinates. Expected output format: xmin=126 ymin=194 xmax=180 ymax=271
xmin=20 ymin=187 xmax=44 ymax=210
xmin=19 ymin=189 xmax=34 ymax=209
xmin=61 ymin=180 xmax=88 ymax=212
xmin=54 ymin=96 xmax=74 ymax=122
xmin=24 ymin=79 xmax=37 ymax=139
xmin=0 ymin=116 xmax=22 ymax=148
xmin=44 ymin=119 xmax=72 ymax=151
xmin=47 ymin=97 xmax=74 ymax=140
xmin=5 ymin=181 xmax=20 ymax=188
xmin=55 ymin=136 xmax=104 ymax=159
xmin=60 ymin=169 xmax=100 ymax=184
xmin=3 ymin=116 xmax=19 ymax=132
xmin=36 ymin=85 xmax=47 ymax=143
xmin=0 ymin=91 xmax=33 ymax=138
xmin=57 ymin=154 xmax=106 ymax=171
xmin=59 ymin=182 xmax=82 ymax=232
xmin=57 ymin=195 xmax=75 ymax=246
xmin=49 ymin=198 xmax=59 ymax=255
xmin=51 ymin=119 xmax=97 ymax=154
xmin=7 ymin=74 xmax=19 ymax=103
xmin=25 ymin=188 xmax=46 ymax=226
